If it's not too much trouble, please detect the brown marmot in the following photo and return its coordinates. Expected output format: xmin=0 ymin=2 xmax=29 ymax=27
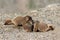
xmin=33 ymin=21 xmax=54 ymax=32
xmin=4 ymin=16 xmax=34 ymax=26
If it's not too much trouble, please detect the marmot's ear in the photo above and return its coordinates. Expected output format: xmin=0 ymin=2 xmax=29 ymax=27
xmin=4 ymin=19 xmax=12 ymax=25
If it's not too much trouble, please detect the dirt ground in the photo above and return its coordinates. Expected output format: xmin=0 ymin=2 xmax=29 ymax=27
xmin=0 ymin=4 xmax=60 ymax=40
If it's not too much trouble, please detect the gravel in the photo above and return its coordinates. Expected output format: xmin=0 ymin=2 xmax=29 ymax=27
xmin=0 ymin=4 xmax=60 ymax=40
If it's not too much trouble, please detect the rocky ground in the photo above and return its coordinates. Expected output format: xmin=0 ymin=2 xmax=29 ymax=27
xmin=0 ymin=4 xmax=60 ymax=40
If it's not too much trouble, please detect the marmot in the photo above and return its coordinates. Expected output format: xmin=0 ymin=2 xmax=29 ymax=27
xmin=33 ymin=21 xmax=54 ymax=32
xmin=4 ymin=16 xmax=34 ymax=26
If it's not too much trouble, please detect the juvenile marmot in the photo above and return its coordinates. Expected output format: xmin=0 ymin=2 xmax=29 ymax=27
xmin=33 ymin=21 xmax=54 ymax=32
xmin=4 ymin=16 xmax=34 ymax=26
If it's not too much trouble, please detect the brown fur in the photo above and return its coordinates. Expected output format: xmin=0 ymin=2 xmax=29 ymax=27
xmin=12 ymin=15 xmax=33 ymax=26
xmin=33 ymin=21 xmax=54 ymax=32
xmin=12 ymin=16 xmax=25 ymax=26
xmin=4 ymin=19 xmax=14 ymax=25
xmin=23 ymin=22 xmax=33 ymax=32
xmin=22 ymin=16 xmax=34 ymax=32
xmin=4 ymin=16 xmax=34 ymax=26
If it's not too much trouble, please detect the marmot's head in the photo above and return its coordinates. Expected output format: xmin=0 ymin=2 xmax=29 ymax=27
xmin=4 ymin=19 xmax=14 ymax=25
xmin=24 ymin=16 xmax=32 ymax=22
